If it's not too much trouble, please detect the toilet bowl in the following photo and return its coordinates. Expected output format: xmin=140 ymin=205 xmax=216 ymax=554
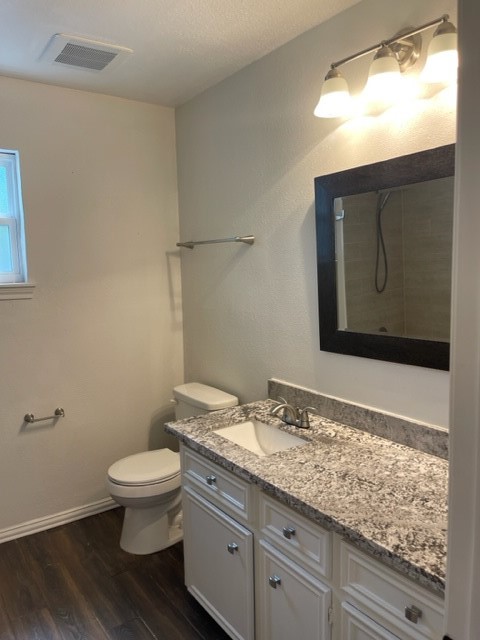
xmin=107 ymin=448 xmax=182 ymax=554
xmin=107 ymin=382 xmax=238 ymax=555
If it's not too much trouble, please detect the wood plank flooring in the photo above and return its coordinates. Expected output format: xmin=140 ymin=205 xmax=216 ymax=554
xmin=0 ymin=508 xmax=230 ymax=639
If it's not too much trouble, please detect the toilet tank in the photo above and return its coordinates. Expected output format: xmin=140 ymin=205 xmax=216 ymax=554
xmin=173 ymin=382 xmax=238 ymax=419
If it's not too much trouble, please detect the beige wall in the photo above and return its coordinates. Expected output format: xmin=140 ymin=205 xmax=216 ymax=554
xmin=0 ymin=76 xmax=183 ymax=533
xmin=176 ymin=0 xmax=456 ymax=427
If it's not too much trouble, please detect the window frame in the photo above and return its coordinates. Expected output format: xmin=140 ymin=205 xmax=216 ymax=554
xmin=0 ymin=149 xmax=32 ymax=296
xmin=0 ymin=216 xmax=20 ymax=282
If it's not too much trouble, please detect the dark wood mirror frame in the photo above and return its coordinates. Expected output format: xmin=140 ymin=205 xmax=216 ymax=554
xmin=315 ymin=144 xmax=455 ymax=371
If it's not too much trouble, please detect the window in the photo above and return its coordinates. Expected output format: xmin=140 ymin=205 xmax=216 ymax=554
xmin=0 ymin=150 xmax=28 ymax=285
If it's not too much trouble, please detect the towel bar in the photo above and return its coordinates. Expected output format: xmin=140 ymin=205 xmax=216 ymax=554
xmin=177 ymin=235 xmax=254 ymax=249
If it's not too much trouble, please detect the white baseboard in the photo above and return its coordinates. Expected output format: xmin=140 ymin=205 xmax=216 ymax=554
xmin=0 ymin=497 xmax=118 ymax=543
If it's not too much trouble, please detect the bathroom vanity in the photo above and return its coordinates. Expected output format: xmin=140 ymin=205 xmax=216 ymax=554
xmin=165 ymin=395 xmax=447 ymax=640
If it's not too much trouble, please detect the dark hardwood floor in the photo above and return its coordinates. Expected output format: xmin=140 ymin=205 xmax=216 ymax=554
xmin=0 ymin=508 xmax=230 ymax=639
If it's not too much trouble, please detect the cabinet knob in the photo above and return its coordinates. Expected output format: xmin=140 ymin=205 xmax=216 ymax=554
xmin=268 ymin=575 xmax=282 ymax=589
xmin=282 ymin=526 xmax=296 ymax=539
xmin=206 ymin=475 xmax=217 ymax=485
xmin=227 ymin=542 xmax=239 ymax=554
xmin=405 ymin=605 xmax=422 ymax=624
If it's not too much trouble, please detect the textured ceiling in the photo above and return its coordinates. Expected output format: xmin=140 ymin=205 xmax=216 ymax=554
xmin=0 ymin=0 xmax=361 ymax=106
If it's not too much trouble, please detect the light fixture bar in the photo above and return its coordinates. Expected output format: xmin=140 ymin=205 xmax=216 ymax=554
xmin=330 ymin=14 xmax=449 ymax=70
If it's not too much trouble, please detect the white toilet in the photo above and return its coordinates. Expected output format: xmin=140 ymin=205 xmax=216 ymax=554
xmin=107 ymin=382 xmax=238 ymax=554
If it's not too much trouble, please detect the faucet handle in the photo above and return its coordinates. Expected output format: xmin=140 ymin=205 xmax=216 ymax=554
xmin=299 ymin=407 xmax=318 ymax=429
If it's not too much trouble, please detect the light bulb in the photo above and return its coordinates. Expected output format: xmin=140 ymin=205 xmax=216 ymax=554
xmin=314 ymin=68 xmax=352 ymax=118
xmin=364 ymin=45 xmax=402 ymax=109
xmin=421 ymin=21 xmax=458 ymax=84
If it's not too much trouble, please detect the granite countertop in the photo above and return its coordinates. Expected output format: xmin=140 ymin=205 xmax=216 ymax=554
xmin=165 ymin=399 xmax=448 ymax=595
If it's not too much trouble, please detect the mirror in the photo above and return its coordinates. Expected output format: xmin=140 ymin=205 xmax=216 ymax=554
xmin=315 ymin=144 xmax=455 ymax=370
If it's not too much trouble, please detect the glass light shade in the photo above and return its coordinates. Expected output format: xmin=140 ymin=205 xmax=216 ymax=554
xmin=363 ymin=47 xmax=402 ymax=109
xmin=314 ymin=70 xmax=351 ymax=118
xmin=421 ymin=26 xmax=458 ymax=83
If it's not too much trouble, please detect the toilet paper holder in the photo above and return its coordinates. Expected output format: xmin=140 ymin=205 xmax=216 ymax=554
xmin=24 ymin=407 xmax=65 ymax=423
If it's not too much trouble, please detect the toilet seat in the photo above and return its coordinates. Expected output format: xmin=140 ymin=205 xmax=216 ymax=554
xmin=108 ymin=449 xmax=180 ymax=487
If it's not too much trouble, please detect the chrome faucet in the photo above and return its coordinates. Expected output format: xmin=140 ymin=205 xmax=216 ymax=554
xmin=270 ymin=398 xmax=317 ymax=429
xmin=271 ymin=402 xmax=298 ymax=424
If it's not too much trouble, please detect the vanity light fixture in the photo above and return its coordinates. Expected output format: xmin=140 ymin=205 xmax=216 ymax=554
xmin=421 ymin=19 xmax=458 ymax=83
xmin=314 ymin=14 xmax=458 ymax=118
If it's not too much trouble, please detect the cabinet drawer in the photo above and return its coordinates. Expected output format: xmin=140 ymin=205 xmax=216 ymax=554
xmin=340 ymin=543 xmax=444 ymax=640
xmin=341 ymin=602 xmax=400 ymax=639
xmin=181 ymin=445 xmax=252 ymax=522
xmin=259 ymin=492 xmax=331 ymax=579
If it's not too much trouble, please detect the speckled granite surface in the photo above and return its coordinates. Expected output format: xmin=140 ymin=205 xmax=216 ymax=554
xmin=165 ymin=400 xmax=448 ymax=595
xmin=269 ymin=379 xmax=449 ymax=459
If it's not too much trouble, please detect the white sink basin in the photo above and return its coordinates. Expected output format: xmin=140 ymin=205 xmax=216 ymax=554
xmin=213 ymin=420 xmax=308 ymax=457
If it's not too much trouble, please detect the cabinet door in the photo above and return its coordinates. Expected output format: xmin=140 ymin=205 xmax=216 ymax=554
xmin=183 ymin=486 xmax=254 ymax=640
xmin=341 ymin=602 xmax=400 ymax=640
xmin=258 ymin=540 xmax=332 ymax=640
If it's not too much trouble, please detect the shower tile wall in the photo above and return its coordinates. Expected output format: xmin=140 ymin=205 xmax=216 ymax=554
xmin=341 ymin=177 xmax=453 ymax=341
xmin=403 ymin=177 xmax=453 ymax=341
xmin=343 ymin=191 xmax=405 ymax=335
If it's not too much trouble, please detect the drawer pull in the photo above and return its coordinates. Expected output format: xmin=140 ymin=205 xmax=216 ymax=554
xmin=405 ymin=605 xmax=422 ymax=624
xmin=227 ymin=542 xmax=239 ymax=554
xmin=205 ymin=475 xmax=217 ymax=485
xmin=268 ymin=575 xmax=282 ymax=589
xmin=282 ymin=526 xmax=296 ymax=539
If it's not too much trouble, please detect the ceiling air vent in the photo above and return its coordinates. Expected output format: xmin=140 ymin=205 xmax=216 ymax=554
xmin=42 ymin=34 xmax=133 ymax=72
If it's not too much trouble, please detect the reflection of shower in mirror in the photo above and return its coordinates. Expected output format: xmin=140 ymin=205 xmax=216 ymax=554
xmin=334 ymin=197 xmax=347 ymax=331
xmin=334 ymin=175 xmax=453 ymax=342
xmin=375 ymin=190 xmax=391 ymax=295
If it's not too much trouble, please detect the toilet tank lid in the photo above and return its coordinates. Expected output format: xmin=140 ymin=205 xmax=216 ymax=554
xmin=173 ymin=382 xmax=238 ymax=410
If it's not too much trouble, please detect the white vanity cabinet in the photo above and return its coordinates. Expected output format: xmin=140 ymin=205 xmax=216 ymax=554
xmin=180 ymin=445 xmax=444 ymax=640
xmin=257 ymin=492 xmax=333 ymax=639
xmin=258 ymin=540 xmax=332 ymax=640
xmin=182 ymin=447 xmax=255 ymax=640
xmin=183 ymin=487 xmax=254 ymax=640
